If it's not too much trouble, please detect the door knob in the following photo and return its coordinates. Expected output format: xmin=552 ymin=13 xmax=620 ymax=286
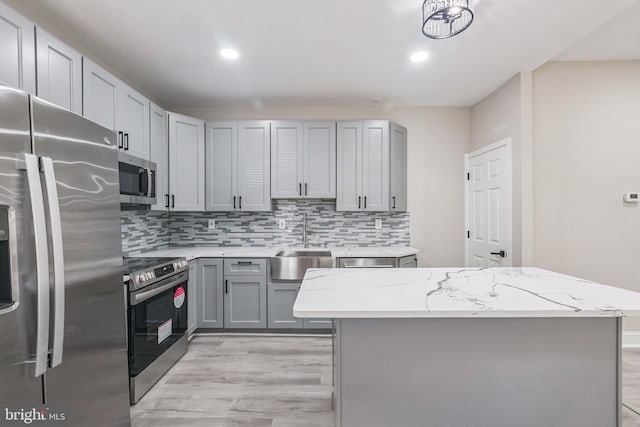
xmin=490 ymin=250 xmax=506 ymax=258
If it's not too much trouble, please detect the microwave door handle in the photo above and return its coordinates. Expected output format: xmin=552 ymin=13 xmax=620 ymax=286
xmin=24 ymin=154 xmax=50 ymax=377
xmin=41 ymin=157 xmax=65 ymax=368
xmin=147 ymin=168 xmax=152 ymax=197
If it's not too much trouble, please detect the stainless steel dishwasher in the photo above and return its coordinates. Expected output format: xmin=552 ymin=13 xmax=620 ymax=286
xmin=337 ymin=258 xmax=397 ymax=268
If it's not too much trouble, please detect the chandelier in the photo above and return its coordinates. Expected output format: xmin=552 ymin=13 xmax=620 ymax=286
xmin=422 ymin=0 xmax=474 ymax=39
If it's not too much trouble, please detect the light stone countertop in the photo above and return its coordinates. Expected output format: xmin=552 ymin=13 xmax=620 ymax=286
xmin=293 ymin=267 xmax=640 ymax=318
xmin=131 ymin=246 xmax=419 ymax=261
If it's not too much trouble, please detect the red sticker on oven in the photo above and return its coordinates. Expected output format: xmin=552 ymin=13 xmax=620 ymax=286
xmin=174 ymin=286 xmax=185 ymax=308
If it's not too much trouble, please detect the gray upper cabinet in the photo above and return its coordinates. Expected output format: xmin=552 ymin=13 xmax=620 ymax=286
xmin=0 ymin=3 xmax=35 ymax=94
xmin=304 ymin=122 xmax=336 ymax=198
xmin=390 ymin=122 xmax=408 ymax=212
xmin=337 ymin=120 xmax=406 ymax=212
xmin=271 ymin=121 xmax=336 ymax=199
xmin=224 ymin=275 xmax=267 ymax=329
xmin=149 ymin=102 xmax=168 ymax=211
xmin=271 ymin=121 xmax=303 ymax=198
xmin=197 ymin=259 xmax=224 ymax=328
xmin=362 ymin=120 xmax=390 ymax=212
xmin=35 ymin=28 xmax=82 ymax=114
xmin=205 ymin=121 xmax=271 ymax=212
xmin=82 ymin=59 xmax=151 ymax=160
xmin=169 ymin=112 xmax=205 ymax=211
xmin=118 ymin=84 xmax=150 ymax=160
xmin=337 ymin=121 xmax=363 ymax=211
xmin=82 ymin=58 xmax=118 ymax=131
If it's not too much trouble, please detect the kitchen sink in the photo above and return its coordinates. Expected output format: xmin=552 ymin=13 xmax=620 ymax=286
xmin=270 ymin=249 xmax=333 ymax=281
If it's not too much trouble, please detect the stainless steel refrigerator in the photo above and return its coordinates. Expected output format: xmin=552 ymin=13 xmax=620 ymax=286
xmin=0 ymin=84 xmax=130 ymax=425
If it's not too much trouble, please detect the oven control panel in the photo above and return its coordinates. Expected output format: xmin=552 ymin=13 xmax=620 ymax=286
xmin=128 ymin=258 xmax=188 ymax=290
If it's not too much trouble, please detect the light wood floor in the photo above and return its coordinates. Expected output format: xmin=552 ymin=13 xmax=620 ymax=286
xmin=131 ymin=335 xmax=640 ymax=426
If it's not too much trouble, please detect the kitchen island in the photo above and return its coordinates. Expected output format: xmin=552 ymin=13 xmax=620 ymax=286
xmin=293 ymin=267 xmax=640 ymax=427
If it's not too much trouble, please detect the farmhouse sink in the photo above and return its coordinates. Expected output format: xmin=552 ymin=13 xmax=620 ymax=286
xmin=270 ymin=249 xmax=333 ymax=281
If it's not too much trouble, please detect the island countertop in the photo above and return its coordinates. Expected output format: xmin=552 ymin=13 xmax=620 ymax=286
xmin=293 ymin=267 xmax=640 ymax=318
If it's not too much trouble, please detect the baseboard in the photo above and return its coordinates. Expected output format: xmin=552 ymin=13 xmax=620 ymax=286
xmin=623 ymin=332 xmax=640 ymax=348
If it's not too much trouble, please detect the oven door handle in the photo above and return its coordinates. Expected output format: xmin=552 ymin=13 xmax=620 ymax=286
xmin=130 ymin=271 xmax=188 ymax=306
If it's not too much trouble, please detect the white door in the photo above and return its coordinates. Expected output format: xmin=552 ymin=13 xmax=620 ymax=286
xmin=0 ymin=3 xmax=36 ymax=94
xmin=362 ymin=120 xmax=390 ymax=211
xmin=465 ymin=139 xmax=512 ymax=267
xmin=118 ymin=84 xmax=150 ymax=159
xmin=149 ymin=102 xmax=168 ymax=211
xmin=237 ymin=121 xmax=271 ymax=211
xmin=205 ymin=122 xmax=238 ymax=211
xmin=336 ymin=121 xmax=363 ymax=211
xmin=271 ymin=121 xmax=303 ymax=198
xmin=304 ymin=121 xmax=336 ymax=198
xmin=82 ymin=58 xmax=118 ymax=131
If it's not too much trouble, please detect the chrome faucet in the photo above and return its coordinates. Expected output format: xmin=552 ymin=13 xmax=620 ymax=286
xmin=301 ymin=213 xmax=309 ymax=248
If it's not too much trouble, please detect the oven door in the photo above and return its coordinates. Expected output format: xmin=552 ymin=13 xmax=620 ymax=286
xmin=128 ymin=271 xmax=188 ymax=377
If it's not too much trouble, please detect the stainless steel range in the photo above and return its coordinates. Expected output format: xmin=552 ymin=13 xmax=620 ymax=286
xmin=123 ymin=256 xmax=189 ymax=404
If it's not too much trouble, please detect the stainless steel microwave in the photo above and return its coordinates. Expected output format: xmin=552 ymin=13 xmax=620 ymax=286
xmin=118 ymin=153 xmax=156 ymax=205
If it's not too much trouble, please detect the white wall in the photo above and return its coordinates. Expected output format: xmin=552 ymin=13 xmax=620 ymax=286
xmin=175 ymin=105 xmax=471 ymax=267
xmin=469 ymin=74 xmax=533 ymax=266
xmin=532 ymin=60 xmax=640 ymax=329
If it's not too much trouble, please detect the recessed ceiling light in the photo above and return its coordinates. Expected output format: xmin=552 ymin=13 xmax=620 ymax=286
xmin=220 ymin=49 xmax=239 ymax=60
xmin=410 ymin=51 xmax=429 ymax=63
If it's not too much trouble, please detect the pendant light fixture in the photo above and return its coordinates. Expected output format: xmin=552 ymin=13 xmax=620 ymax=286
xmin=422 ymin=0 xmax=474 ymax=39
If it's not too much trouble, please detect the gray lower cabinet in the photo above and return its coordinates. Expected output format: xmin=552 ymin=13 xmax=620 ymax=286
xmin=224 ymin=275 xmax=267 ymax=328
xmin=197 ymin=259 xmax=224 ymax=328
xmin=304 ymin=318 xmax=333 ymax=329
xmin=268 ymin=282 xmax=303 ymax=328
xmin=187 ymin=262 xmax=197 ymax=336
xmin=398 ymin=255 xmax=418 ymax=268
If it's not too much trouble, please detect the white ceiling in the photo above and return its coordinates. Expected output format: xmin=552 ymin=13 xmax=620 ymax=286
xmin=6 ymin=0 xmax=638 ymax=108
xmin=555 ymin=2 xmax=640 ymax=61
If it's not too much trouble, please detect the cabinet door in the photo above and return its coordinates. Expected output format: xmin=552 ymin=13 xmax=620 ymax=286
xmin=398 ymin=255 xmax=418 ymax=268
xmin=169 ymin=112 xmax=205 ymax=211
xmin=0 ymin=3 xmax=35 ymax=94
xmin=237 ymin=121 xmax=271 ymax=211
xmin=150 ymin=102 xmax=168 ymax=211
xmin=197 ymin=259 xmax=224 ymax=328
xmin=336 ymin=122 xmax=363 ymax=211
xmin=118 ymin=84 xmax=150 ymax=159
xmin=304 ymin=122 xmax=336 ymax=198
xmin=362 ymin=121 xmax=390 ymax=211
xmin=35 ymin=28 xmax=82 ymax=113
xmin=268 ymin=282 xmax=303 ymax=328
xmin=224 ymin=275 xmax=267 ymax=328
xmin=390 ymin=122 xmax=407 ymax=212
xmin=82 ymin=58 xmax=118 ymax=131
xmin=205 ymin=122 xmax=237 ymax=211
xmin=304 ymin=318 xmax=333 ymax=329
xmin=187 ymin=262 xmax=197 ymax=336
xmin=271 ymin=121 xmax=303 ymax=198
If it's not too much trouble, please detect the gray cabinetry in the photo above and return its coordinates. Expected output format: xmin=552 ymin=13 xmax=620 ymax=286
xmin=0 ymin=3 xmax=35 ymax=94
xmin=169 ymin=112 xmax=205 ymax=211
xmin=82 ymin=58 xmax=118 ymax=131
xmin=117 ymin=84 xmax=150 ymax=160
xmin=398 ymin=255 xmax=418 ymax=268
xmin=36 ymin=28 xmax=82 ymax=114
xmin=224 ymin=275 xmax=267 ymax=328
xmin=390 ymin=122 xmax=408 ymax=212
xmin=149 ymin=102 xmax=168 ymax=211
xmin=268 ymin=282 xmax=303 ymax=328
xmin=197 ymin=259 xmax=224 ymax=328
xmin=337 ymin=120 xmax=407 ymax=212
xmin=187 ymin=261 xmax=197 ymax=336
xmin=206 ymin=121 xmax=271 ymax=212
xmin=271 ymin=121 xmax=336 ymax=199
xmin=223 ymin=259 xmax=267 ymax=328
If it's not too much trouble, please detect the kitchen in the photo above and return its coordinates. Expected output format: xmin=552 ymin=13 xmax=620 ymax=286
xmin=1 ymin=0 xmax=640 ymax=426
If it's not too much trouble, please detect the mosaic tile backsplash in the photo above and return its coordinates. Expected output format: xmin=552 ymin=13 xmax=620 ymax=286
xmin=121 ymin=199 xmax=410 ymax=255
xmin=121 ymin=209 xmax=170 ymax=255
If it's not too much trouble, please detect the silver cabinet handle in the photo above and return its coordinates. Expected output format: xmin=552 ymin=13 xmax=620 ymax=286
xmin=41 ymin=157 xmax=65 ymax=368
xmin=25 ymin=154 xmax=50 ymax=377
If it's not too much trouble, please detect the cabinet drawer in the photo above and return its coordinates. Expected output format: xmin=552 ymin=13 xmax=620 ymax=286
xmin=224 ymin=258 xmax=267 ymax=276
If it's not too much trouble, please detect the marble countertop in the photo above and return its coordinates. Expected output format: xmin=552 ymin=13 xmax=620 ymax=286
xmin=293 ymin=267 xmax=640 ymax=318
xmin=133 ymin=246 xmax=419 ymax=261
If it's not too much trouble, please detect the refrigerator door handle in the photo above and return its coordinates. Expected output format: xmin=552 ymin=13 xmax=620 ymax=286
xmin=41 ymin=157 xmax=65 ymax=368
xmin=24 ymin=154 xmax=50 ymax=377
